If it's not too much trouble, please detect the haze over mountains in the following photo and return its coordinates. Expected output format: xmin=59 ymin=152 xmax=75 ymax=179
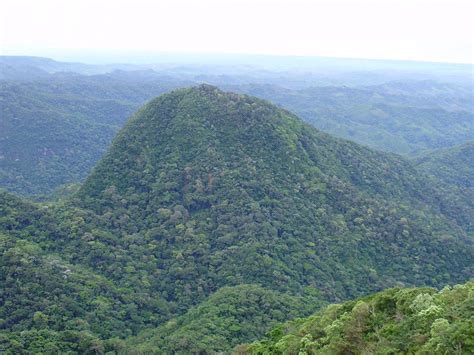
xmin=0 ymin=55 xmax=473 ymax=353
xmin=1 ymin=56 xmax=473 ymax=196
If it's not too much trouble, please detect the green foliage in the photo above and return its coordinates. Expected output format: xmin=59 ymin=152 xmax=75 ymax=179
xmin=77 ymin=85 xmax=473 ymax=307
xmin=415 ymin=141 xmax=474 ymax=189
xmin=413 ymin=141 xmax=474 ymax=234
xmin=129 ymin=285 xmax=324 ymax=353
xmin=244 ymin=280 xmax=474 ymax=354
xmin=0 ymin=191 xmax=171 ymax=340
xmin=0 ymin=329 xmax=127 ymax=354
xmin=234 ymin=82 xmax=474 ymax=155
xmin=0 ymin=76 xmax=187 ymax=195
xmin=0 ymin=86 xmax=473 ymax=353
xmin=2 ymin=73 xmax=473 ymax=197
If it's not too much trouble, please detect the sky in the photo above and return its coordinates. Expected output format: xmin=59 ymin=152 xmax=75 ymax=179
xmin=1 ymin=0 xmax=473 ymax=64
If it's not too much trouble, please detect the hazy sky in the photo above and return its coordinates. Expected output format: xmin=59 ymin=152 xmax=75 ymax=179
xmin=1 ymin=0 xmax=473 ymax=63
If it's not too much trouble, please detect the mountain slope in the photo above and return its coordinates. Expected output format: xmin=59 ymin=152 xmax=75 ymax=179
xmin=77 ymin=85 xmax=473 ymax=304
xmin=2 ymin=68 xmax=472 ymax=196
xmin=228 ymin=82 xmax=474 ymax=155
xmin=415 ymin=141 xmax=474 ymax=189
xmin=1 ymin=86 xmax=473 ymax=353
xmin=0 ymin=75 xmax=189 ymax=195
xmin=413 ymin=142 xmax=474 ymax=234
xmin=0 ymin=190 xmax=170 ymax=339
xmin=244 ymin=280 xmax=474 ymax=354
xmin=128 ymin=285 xmax=323 ymax=353
xmin=0 ymin=191 xmax=315 ymax=353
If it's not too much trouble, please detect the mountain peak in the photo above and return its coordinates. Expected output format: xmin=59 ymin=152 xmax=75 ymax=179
xmin=196 ymin=83 xmax=221 ymax=92
xmin=78 ymin=85 xmax=303 ymax=200
xmin=77 ymin=87 xmax=472 ymax=310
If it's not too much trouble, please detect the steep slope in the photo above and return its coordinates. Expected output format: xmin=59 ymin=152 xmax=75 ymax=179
xmin=0 ymin=75 xmax=189 ymax=195
xmin=2 ymin=70 xmax=472 ymax=196
xmin=415 ymin=141 xmax=474 ymax=189
xmin=0 ymin=190 xmax=169 ymax=339
xmin=76 ymin=85 xmax=473 ymax=305
xmin=0 ymin=187 xmax=314 ymax=353
xmin=1 ymin=86 xmax=473 ymax=352
xmin=244 ymin=280 xmax=474 ymax=354
xmin=413 ymin=142 xmax=474 ymax=234
xmin=128 ymin=285 xmax=323 ymax=353
xmin=229 ymin=82 xmax=474 ymax=155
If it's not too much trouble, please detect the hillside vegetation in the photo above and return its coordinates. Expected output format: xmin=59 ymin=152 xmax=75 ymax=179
xmin=231 ymin=82 xmax=474 ymax=155
xmin=0 ymin=75 xmax=188 ymax=195
xmin=0 ymin=86 xmax=472 ymax=353
xmin=415 ymin=141 xmax=474 ymax=189
xmin=1 ymin=58 xmax=473 ymax=196
xmin=244 ymin=280 xmax=474 ymax=354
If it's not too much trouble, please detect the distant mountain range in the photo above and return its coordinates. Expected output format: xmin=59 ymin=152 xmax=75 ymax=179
xmin=1 ymin=56 xmax=472 ymax=196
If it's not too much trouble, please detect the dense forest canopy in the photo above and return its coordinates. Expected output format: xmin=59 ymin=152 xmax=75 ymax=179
xmin=0 ymin=75 xmax=189 ymax=195
xmin=229 ymin=82 xmax=474 ymax=154
xmin=1 ymin=85 xmax=472 ymax=353
xmin=415 ymin=141 xmax=474 ymax=189
xmin=2 ymin=0 xmax=473 ymax=347
xmin=1 ymin=56 xmax=473 ymax=196
xmin=244 ymin=280 xmax=474 ymax=354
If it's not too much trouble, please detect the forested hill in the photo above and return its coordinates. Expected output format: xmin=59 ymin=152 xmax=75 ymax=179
xmin=227 ymin=82 xmax=474 ymax=155
xmin=413 ymin=142 xmax=474 ymax=234
xmin=243 ymin=280 xmax=474 ymax=354
xmin=415 ymin=141 xmax=474 ymax=189
xmin=1 ymin=65 xmax=472 ymax=197
xmin=1 ymin=86 xmax=473 ymax=353
xmin=77 ymin=85 xmax=473 ymax=304
xmin=0 ymin=75 xmax=189 ymax=195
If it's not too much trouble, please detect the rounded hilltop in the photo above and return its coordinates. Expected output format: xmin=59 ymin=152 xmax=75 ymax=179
xmin=76 ymin=86 xmax=472 ymax=317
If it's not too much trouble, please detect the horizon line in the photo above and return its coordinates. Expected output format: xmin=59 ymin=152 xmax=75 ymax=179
xmin=1 ymin=47 xmax=473 ymax=66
